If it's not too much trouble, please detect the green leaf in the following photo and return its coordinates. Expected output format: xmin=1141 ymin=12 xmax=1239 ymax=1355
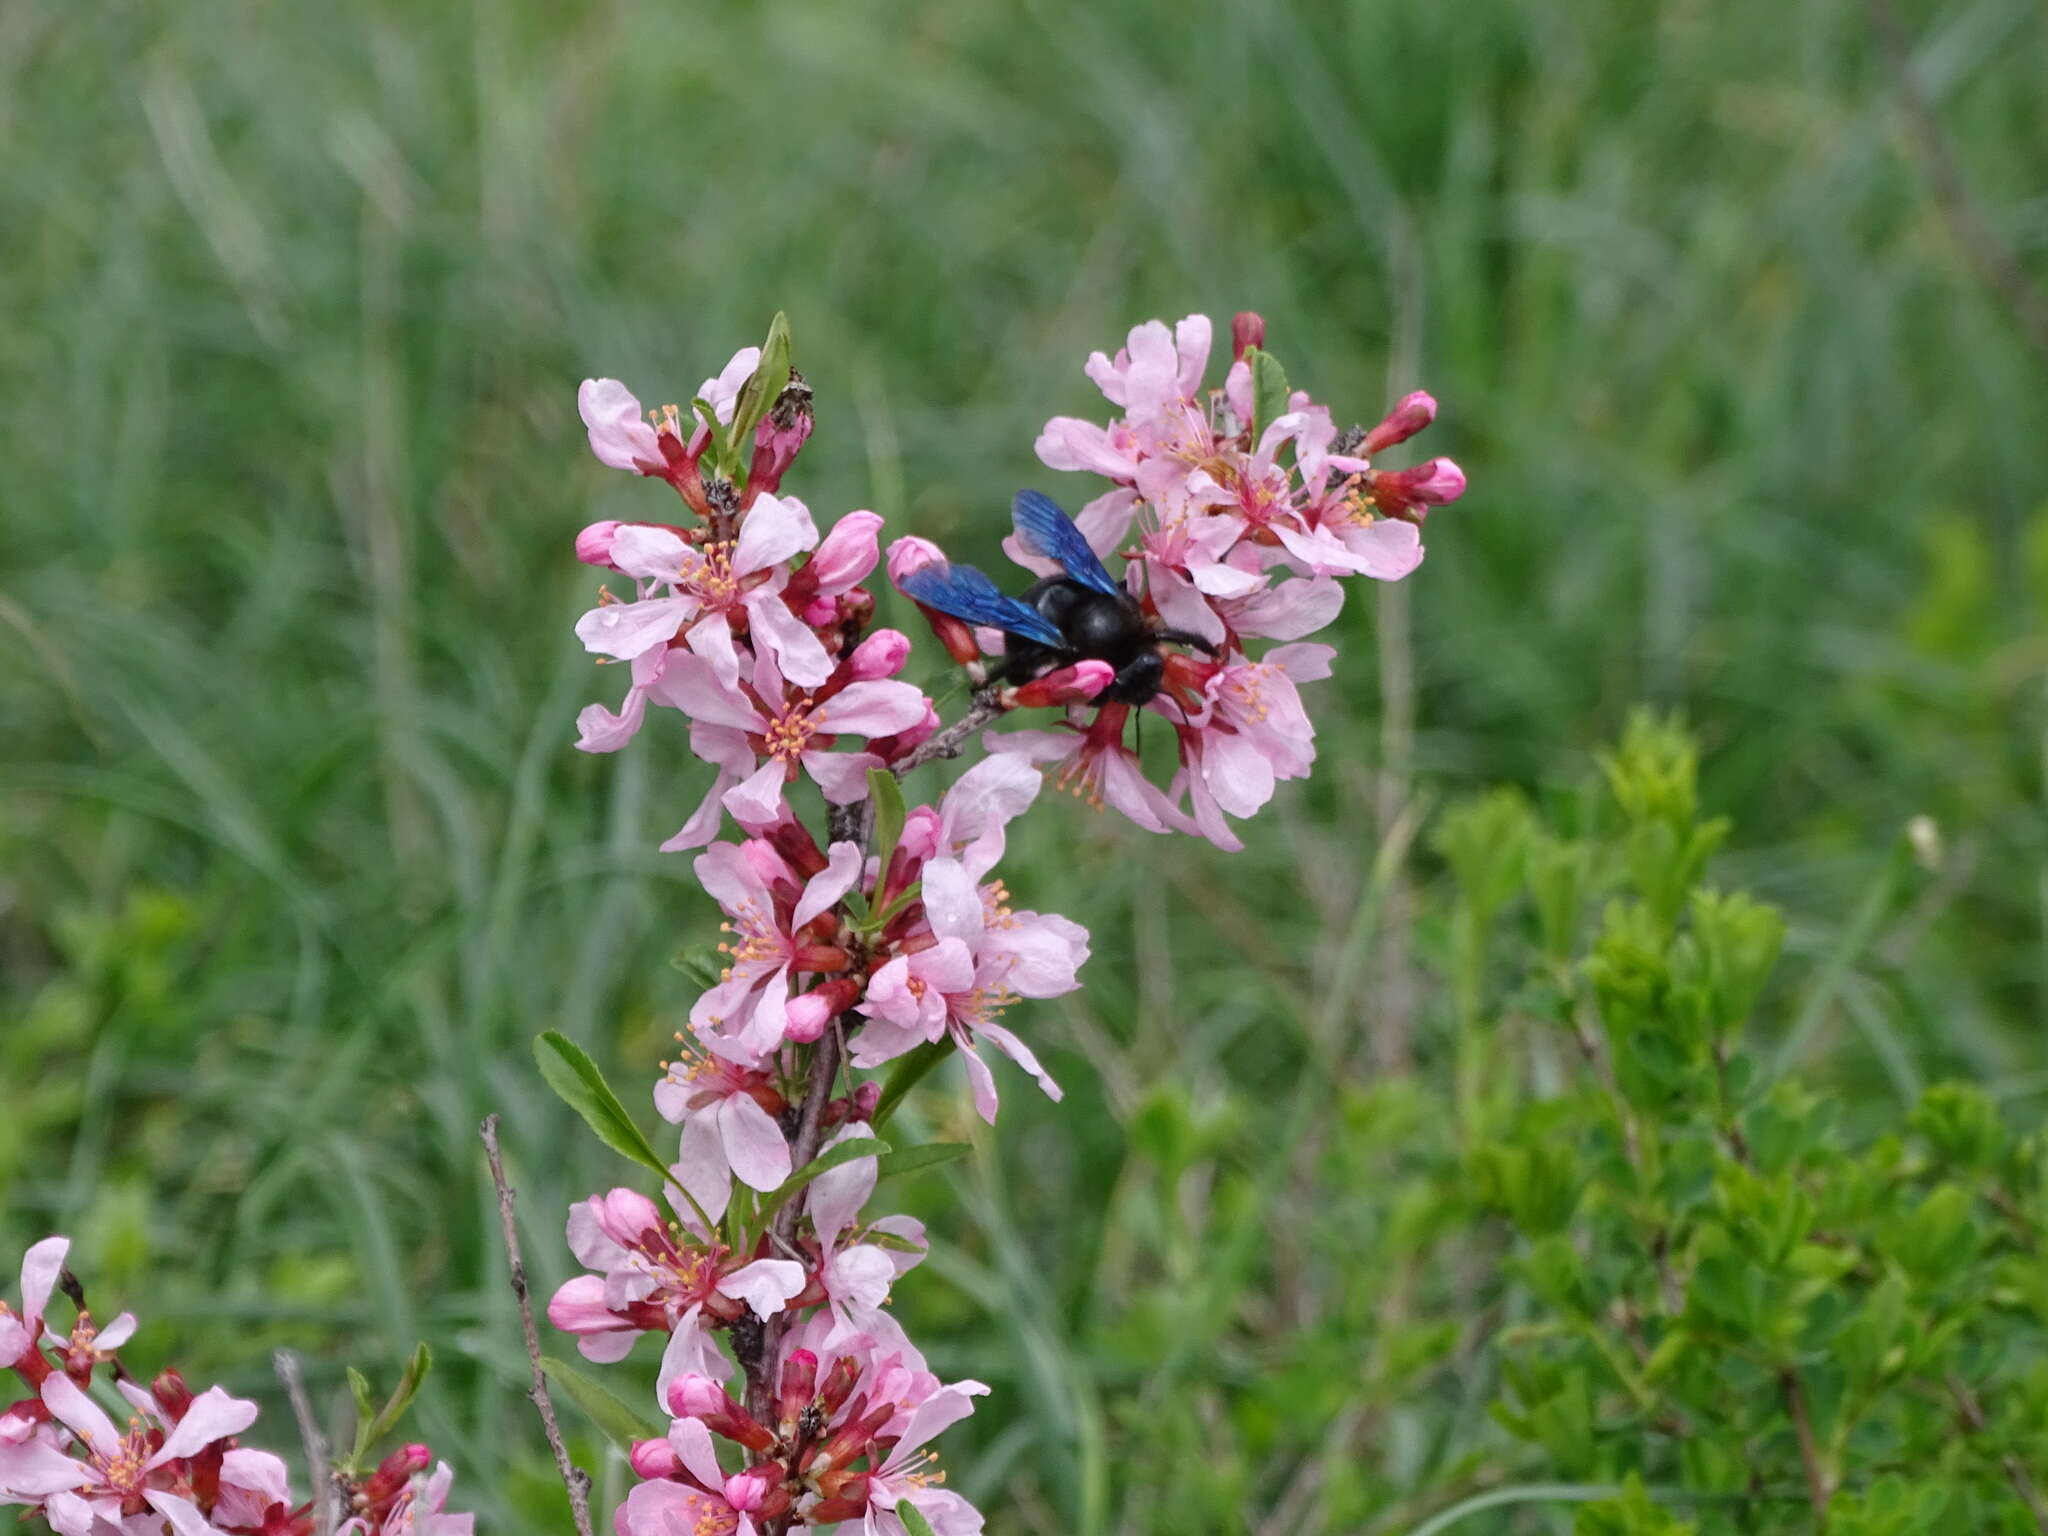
xmin=351 ymin=1342 xmax=432 ymax=1465
xmin=540 ymin=1355 xmax=663 ymax=1450
xmin=1246 ymin=346 xmax=1291 ymax=438
xmin=897 ymin=1506 xmax=939 ymax=1536
xmin=867 ymin=767 xmax=906 ymax=876
xmin=533 ymin=1031 xmax=672 ymax=1184
xmin=873 ymin=1039 xmax=954 ymax=1129
xmin=727 ymin=311 xmax=793 ymax=470
xmin=752 ymin=1137 xmax=890 ymax=1230
xmin=875 ymin=1142 xmax=970 ymax=1182
xmin=346 ymin=1366 xmax=376 ymax=1426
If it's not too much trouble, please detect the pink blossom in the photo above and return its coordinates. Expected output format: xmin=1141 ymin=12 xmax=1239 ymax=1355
xmin=1362 ymin=390 xmax=1438 ymax=453
xmin=575 ymin=493 xmax=832 ymax=690
xmin=656 ymin=1042 xmax=793 ymax=1204
xmin=989 ymin=705 xmax=1190 ymax=837
xmin=687 ymin=837 xmax=864 ymax=1059
xmin=0 ymin=1234 xmax=67 ymax=1367
xmin=339 ymin=1460 xmax=474 ymax=1536
xmin=853 ymin=855 xmax=1084 ymax=1121
xmin=655 ymin=648 xmax=928 ymax=831
xmin=1170 ymin=642 xmax=1333 ymax=849
xmin=800 ymin=510 xmax=886 ymax=598
xmin=1 ymin=1374 xmax=257 ymax=1525
xmin=546 ymin=1188 xmax=804 ymax=1365
xmin=615 ymin=1418 xmax=764 ymax=1536
xmin=578 ymin=378 xmax=672 ymax=476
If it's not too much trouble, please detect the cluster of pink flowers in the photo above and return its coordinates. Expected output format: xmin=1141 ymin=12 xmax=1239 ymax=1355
xmin=0 ymin=1237 xmax=471 ymax=1536
xmin=992 ymin=311 xmax=1463 ymax=849
xmin=556 ymin=313 xmax=1454 ymax=1532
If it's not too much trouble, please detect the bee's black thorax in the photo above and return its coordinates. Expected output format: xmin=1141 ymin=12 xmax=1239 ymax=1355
xmin=1005 ymin=575 xmax=1165 ymax=703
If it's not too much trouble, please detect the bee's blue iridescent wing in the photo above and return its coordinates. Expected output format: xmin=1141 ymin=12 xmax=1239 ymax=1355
xmin=899 ymin=559 xmax=1066 ymax=648
xmin=1012 ymin=489 xmax=1122 ymax=598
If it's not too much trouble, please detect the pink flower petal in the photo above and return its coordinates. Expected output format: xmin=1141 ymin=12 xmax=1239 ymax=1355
xmin=672 ymin=1117 xmax=734 ymax=1228
xmin=794 ymin=841 xmax=865 ymax=928
xmin=802 ymin=750 xmax=882 ymax=806
xmin=575 ymin=595 xmax=691 ymax=661
xmin=919 ymin=859 xmax=984 ymax=947
xmin=1172 ymin=314 xmax=1213 ymax=398
xmin=715 ymin=1093 xmax=794 ymax=1193
xmin=979 ymin=1022 xmax=1063 ymax=1105
xmin=745 ymin=589 xmax=833 ymax=688
xmin=733 ymin=493 xmax=818 ymax=575
xmin=722 ymin=760 xmax=791 ymax=826
xmin=19 ymin=1236 xmax=68 ymax=1327
xmin=652 ymin=654 xmax=768 ymax=734
xmin=577 ymin=379 xmax=662 ymax=473
xmin=145 ymin=1491 xmax=223 ymax=1536
xmin=608 ymin=524 xmax=692 ymax=581
xmin=715 ymin=1259 xmax=806 ymax=1320
xmin=40 ymin=1376 xmax=119 ymax=1458
xmin=813 ymin=680 xmax=930 ymax=740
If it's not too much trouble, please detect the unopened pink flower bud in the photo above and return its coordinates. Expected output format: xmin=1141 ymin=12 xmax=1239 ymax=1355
xmin=809 ymin=512 xmax=885 ymax=595
xmin=665 ymin=1376 xmax=777 ymax=1452
xmin=598 ymin=1188 xmax=662 ymax=1246
xmin=776 ymin=1349 xmax=819 ymax=1422
xmin=742 ymin=375 xmax=815 ymax=506
xmin=1231 ymin=312 xmax=1266 ymax=362
xmin=846 ymin=628 xmax=911 ymax=681
xmin=724 ymin=1471 xmax=772 ymax=1512
xmin=1361 ymin=391 xmax=1438 ymax=455
xmin=849 ymin=1081 xmax=881 ymax=1120
xmin=575 ymin=520 xmax=623 ymax=568
xmin=546 ymin=1274 xmax=619 ymax=1336
xmin=629 ymin=1438 xmax=681 ymax=1479
xmin=1009 ymin=659 xmax=1115 ymax=710
xmin=1371 ymin=456 xmax=1466 ymax=520
xmin=802 ymin=595 xmax=838 ymax=626
xmin=668 ymin=1374 xmax=733 ymax=1420
xmin=886 ymin=536 xmax=943 ymax=587
xmin=786 ymin=979 xmax=862 ymax=1043
xmin=150 ymin=1369 xmax=193 ymax=1421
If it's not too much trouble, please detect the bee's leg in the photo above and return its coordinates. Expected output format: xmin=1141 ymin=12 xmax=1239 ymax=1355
xmin=1154 ymin=627 xmax=1222 ymax=656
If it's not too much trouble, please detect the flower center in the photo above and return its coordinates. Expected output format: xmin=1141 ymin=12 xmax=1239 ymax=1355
xmin=763 ymin=700 xmax=824 ymax=764
xmin=684 ymin=540 xmax=742 ymax=606
xmin=96 ymin=1420 xmax=151 ymax=1498
xmin=717 ymin=899 xmax=786 ymax=978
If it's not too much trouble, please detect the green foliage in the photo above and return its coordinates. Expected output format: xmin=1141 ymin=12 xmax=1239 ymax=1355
xmin=4 ymin=0 xmax=2046 ymax=1528
xmin=1460 ymin=714 xmax=2048 ymax=1532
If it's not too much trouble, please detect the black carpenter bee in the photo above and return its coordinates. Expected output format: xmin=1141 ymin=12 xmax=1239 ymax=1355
xmin=900 ymin=490 xmax=1218 ymax=706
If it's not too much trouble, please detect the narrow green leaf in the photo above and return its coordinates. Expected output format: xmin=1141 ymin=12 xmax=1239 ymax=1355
xmin=346 ymin=1366 xmax=376 ymax=1424
xmin=533 ymin=1031 xmax=671 ymax=1183
xmin=1247 ymin=346 xmax=1291 ymax=438
xmin=752 ymin=1136 xmax=890 ymax=1230
xmin=873 ymin=1040 xmax=954 ymax=1129
xmin=897 ymin=1506 xmax=939 ymax=1536
xmin=354 ymin=1342 xmax=432 ymax=1461
xmin=875 ymin=1142 xmax=971 ymax=1182
xmin=540 ymin=1354 xmax=664 ymax=1450
xmin=867 ymin=767 xmax=906 ymax=874
xmin=727 ymin=311 xmax=793 ymax=468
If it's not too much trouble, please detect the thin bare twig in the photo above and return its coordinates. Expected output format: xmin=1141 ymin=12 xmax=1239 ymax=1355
xmin=1861 ymin=0 xmax=2048 ymax=368
xmin=1780 ymin=1368 xmax=1832 ymax=1528
xmin=481 ymin=1114 xmax=596 ymax=1536
xmin=273 ymin=1350 xmax=337 ymax=1536
xmin=893 ymin=689 xmax=1007 ymax=775
xmin=1948 ymin=1372 xmax=2048 ymax=1534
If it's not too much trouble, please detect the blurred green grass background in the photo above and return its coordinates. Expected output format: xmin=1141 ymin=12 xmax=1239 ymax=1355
xmin=2 ymin=0 xmax=2045 ymax=1529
